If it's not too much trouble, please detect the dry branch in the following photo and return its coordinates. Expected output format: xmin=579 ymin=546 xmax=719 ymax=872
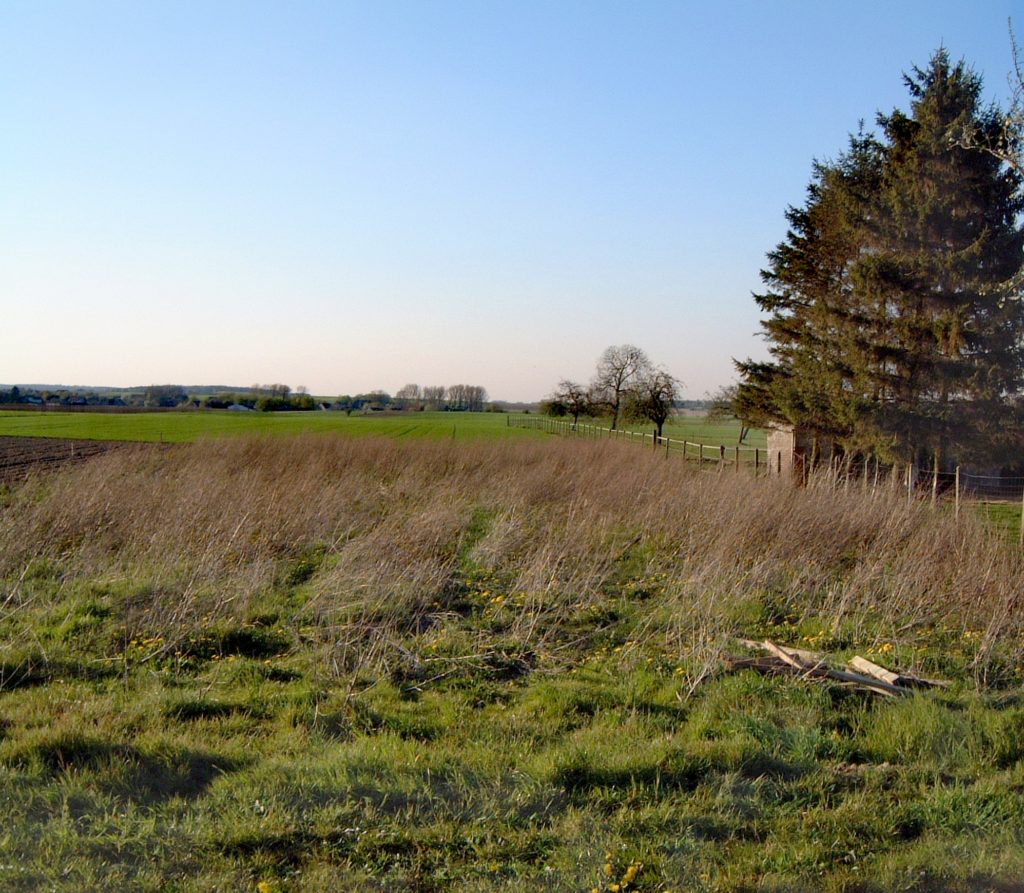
xmin=848 ymin=655 xmax=950 ymax=689
xmin=727 ymin=639 xmax=910 ymax=697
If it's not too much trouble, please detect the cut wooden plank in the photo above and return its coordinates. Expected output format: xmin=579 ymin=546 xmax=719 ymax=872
xmin=737 ymin=638 xmax=824 ymax=664
xmin=761 ymin=640 xmax=808 ymax=670
xmin=848 ymin=655 xmax=951 ymax=689
xmin=760 ymin=640 xmax=831 ymax=673
xmin=721 ymin=654 xmax=907 ymax=697
xmin=849 ymin=656 xmax=900 ymax=685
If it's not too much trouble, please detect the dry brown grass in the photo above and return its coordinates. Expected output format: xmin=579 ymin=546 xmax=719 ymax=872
xmin=1 ymin=434 xmax=1021 ymax=678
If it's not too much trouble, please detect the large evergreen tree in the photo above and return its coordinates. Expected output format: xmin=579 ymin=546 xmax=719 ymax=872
xmin=737 ymin=50 xmax=1024 ymax=468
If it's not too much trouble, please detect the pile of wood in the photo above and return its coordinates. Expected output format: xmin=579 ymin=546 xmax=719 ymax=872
xmin=723 ymin=639 xmax=949 ymax=697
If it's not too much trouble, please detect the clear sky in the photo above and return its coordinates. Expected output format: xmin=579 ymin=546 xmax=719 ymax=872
xmin=2 ymin=1 xmax=1020 ymax=401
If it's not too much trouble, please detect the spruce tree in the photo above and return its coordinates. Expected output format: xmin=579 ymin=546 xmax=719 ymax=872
xmin=737 ymin=49 xmax=1024 ymax=468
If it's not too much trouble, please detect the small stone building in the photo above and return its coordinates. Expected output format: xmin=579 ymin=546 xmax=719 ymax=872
xmin=766 ymin=424 xmax=836 ymax=478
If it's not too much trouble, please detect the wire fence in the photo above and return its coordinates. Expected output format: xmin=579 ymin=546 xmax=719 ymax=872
xmin=508 ymin=415 xmax=1024 ymax=542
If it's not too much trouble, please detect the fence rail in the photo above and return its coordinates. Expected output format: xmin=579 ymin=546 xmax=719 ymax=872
xmin=509 ymin=414 xmax=1024 ymax=543
xmin=507 ymin=415 xmax=770 ymax=472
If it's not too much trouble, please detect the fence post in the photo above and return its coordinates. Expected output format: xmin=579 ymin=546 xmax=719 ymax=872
xmin=1019 ymin=480 xmax=1024 ymax=547
xmin=955 ymin=466 xmax=960 ymax=522
xmin=754 ymin=448 xmax=759 ymax=476
xmin=719 ymin=444 xmax=725 ymax=470
xmin=699 ymin=443 xmax=704 ymax=464
xmin=665 ymin=435 xmax=670 ymax=457
xmin=734 ymin=445 xmax=740 ymax=472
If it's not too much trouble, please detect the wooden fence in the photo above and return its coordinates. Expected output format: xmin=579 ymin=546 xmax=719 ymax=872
xmin=507 ymin=415 xmax=769 ymax=472
xmin=509 ymin=414 xmax=1024 ymax=542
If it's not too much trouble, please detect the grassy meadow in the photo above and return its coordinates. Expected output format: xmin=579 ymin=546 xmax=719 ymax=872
xmin=0 ymin=409 xmax=526 ymax=443
xmin=0 ymin=434 xmax=1022 ymax=891
xmin=0 ymin=409 xmax=762 ymax=448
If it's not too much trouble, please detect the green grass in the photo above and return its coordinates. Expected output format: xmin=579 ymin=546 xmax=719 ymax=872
xmin=661 ymin=415 xmax=764 ymax=449
xmin=0 ymin=410 xmax=536 ymax=443
xmin=978 ymin=501 xmax=1023 ymax=541
xmin=564 ymin=414 xmax=765 ymax=449
xmin=0 ymin=574 xmax=1022 ymax=892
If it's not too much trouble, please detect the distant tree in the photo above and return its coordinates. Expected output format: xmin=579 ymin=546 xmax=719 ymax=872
xmin=396 ymin=383 xmax=422 ymax=410
xmin=550 ymin=379 xmax=590 ymax=427
xmin=352 ymin=390 xmax=391 ymax=411
xmin=423 ymin=386 xmax=446 ymax=410
xmin=145 ymin=385 xmax=187 ymax=408
xmin=445 ymin=384 xmax=488 ymax=412
xmin=539 ymin=398 xmax=568 ymax=417
xmin=590 ymin=345 xmax=652 ymax=429
xmin=467 ymin=385 xmax=487 ymax=412
xmin=707 ymin=385 xmax=750 ymax=444
xmin=624 ymin=369 xmax=679 ymax=439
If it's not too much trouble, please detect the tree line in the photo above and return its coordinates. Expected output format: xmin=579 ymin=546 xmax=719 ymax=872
xmin=734 ymin=48 xmax=1024 ymax=474
xmin=1 ymin=382 xmax=493 ymax=413
xmin=541 ymin=344 xmax=681 ymax=438
xmin=392 ymin=384 xmax=489 ymax=412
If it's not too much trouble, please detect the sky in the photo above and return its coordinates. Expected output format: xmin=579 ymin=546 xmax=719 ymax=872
xmin=2 ymin=1 xmax=1021 ymax=401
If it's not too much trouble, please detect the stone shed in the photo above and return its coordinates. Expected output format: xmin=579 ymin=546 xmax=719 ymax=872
xmin=766 ymin=424 xmax=836 ymax=479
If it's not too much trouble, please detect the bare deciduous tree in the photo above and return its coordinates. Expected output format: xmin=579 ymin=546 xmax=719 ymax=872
xmin=445 ymin=384 xmax=488 ymax=412
xmin=625 ymin=368 xmax=680 ymax=439
xmin=955 ymin=23 xmax=1023 ymax=175
xmin=553 ymin=379 xmax=590 ymax=427
xmin=590 ymin=344 xmax=652 ymax=429
xmin=396 ymin=383 xmax=422 ymax=410
xmin=422 ymin=386 xmax=446 ymax=410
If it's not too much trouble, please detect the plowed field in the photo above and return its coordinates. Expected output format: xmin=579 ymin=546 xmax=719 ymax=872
xmin=0 ymin=436 xmax=125 ymax=482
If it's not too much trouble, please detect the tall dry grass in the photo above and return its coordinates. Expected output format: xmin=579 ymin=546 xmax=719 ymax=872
xmin=1 ymin=435 xmax=1020 ymax=677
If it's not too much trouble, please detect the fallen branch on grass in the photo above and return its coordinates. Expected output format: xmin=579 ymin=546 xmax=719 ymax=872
xmin=847 ymin=655 xmax=951 ymax=689
xmin=722 ymin=639 xmax=949 ymax=697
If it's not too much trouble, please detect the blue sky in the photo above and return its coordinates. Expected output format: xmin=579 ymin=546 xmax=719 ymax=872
xmin=2 ymin=1 xmax=1020 ymax=400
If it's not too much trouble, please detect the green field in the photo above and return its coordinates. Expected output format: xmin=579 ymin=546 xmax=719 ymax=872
xmin=978 ymin=501 xmax=1024 ymax=541
xmin=0 ymin=410 xmax=764 ymax=448
xmin=0 ymin=410 xmax=532 ymax=443
xmin=584 ymin=415 xmax=766 ymax=449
